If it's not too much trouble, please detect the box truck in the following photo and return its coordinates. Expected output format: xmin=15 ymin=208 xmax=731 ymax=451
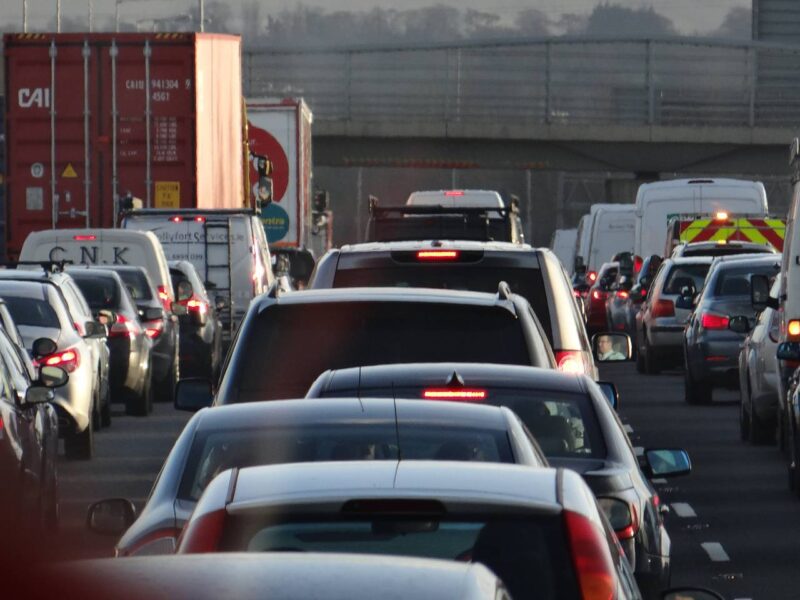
xmin=3 ymin=32 xmax=247 ymax=258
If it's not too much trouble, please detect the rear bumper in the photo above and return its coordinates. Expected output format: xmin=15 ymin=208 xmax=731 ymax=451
xmin=687 ymin=338 xmax=743 ymax=386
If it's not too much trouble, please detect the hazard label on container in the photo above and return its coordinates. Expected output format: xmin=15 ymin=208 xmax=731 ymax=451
xmin=62 ymin=163 xmax=78 ymax=178
xmin=155 ymin=181 xmax=180 ymax=208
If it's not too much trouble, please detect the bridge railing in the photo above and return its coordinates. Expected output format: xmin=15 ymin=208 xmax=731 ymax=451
xmin=243 ymin=36 xmax=800 ymax=130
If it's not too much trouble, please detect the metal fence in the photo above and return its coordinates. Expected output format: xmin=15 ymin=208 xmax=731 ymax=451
xmin=243 ymin=36 xmax=800 ymax=130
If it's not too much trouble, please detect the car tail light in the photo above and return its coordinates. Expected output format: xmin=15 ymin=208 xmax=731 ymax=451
xmin=597 ymin=498 xmax=639 ymax=541
xmin=616 ymin=290 xmax=629 ymax=300
xmin=573 ymin=290 xmax=582 ymax=298
xmin=186 ymin=298 xmax=209 ymax=316
xmin=651 ymin=299 xmax=675 ymax=318
xmin=42 ymin=348 xmax=80 ymax=373
xmin=587 ymin=271 xmax=597 ymax=283
xmin=701 ymin=312 xmax=729 ymax=330
xmin=633 ymin=256 xmax=643 ymax=273
xmin=422 ymin=388 xmax=487 ymax=401
xmin=555 ymin=350 xmax=587 ymax=375
xmin=177 ymin=509 xmax=226 ymax=553
xmin=194 ymin=216 xmax=206 ymax=223
xmin=788 ymin=319 xmax=800 ymax=341
xmin=120 ymin=527 xmax=182 ymax=557
xmin=591 ymin=289 xmax=606 ymax=302
xmin=73 ymin=321 xmax=85 ymax=336
xmin=109 ymin=313 xmax=139 ymax=340
xmin=144 ymin=319 xmax=164 ymax=339
xmin=157 ymin=285 xmax=172 ymax=311
xmin=563 ymin=510 xmax=616 ymax=600
xmin=73 ymin=234 xmax=96 ymax=241
xmin=170 ymin=216 xmax=183 ymax=223
xmin=416 ymin=250 xmax=460 ymax=261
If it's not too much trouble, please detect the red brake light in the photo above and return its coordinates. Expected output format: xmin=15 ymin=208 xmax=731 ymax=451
xmin=170 ymin=216 xmax=183 ymax=223
xmin=194 ymin=216 xmax=206 ymax=223
xmin=186 ymin=298 xmax=208 ymax=316
xmin=555 ymin=350 xmax=586 ymax=375
xmin=651 ymin=299 xmax=675 ymax=318
xmin=416 ymin=250 xmax=460 ymax=262
xmin=73 ymin=234 xmax=96 ymax=241
xmin=587 ymin=271 xmax=598 ymax=282
xmin=591 ymin=289 xmax=606 ymax=301
xmin=177 ymin=509 xmax=226 ymax=554
xmin=43 ymin=348 xmax=80 ymax=373
xmin=157 ymin=285 xmax=172 ymax=311
xmin=640 ymin=288 xmax=647 ymax=298
xmin=633 ymin=256 xmax=643 ymax=273
xmin=616 ymin=290 xmax=629 ymax=299
xmin=444 ymin=190 xmax=465 ymax=196
xmin=563 ymin=510 xmax=616 ymax=600
xmin=144 ymin=319 xmax=164 ymax=339
xmin=701 ymin=312 xmax=730 ymax=330
xmin=109 ymin=313 xmax=140 ymax=340
xmin=422 ymin=388 xmax=487 ymax=401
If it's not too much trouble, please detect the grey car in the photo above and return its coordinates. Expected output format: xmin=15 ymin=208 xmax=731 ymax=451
xmin=94 ymin=397 xmax=548 ymax=556
xmin=684 ymin=254 xmax=781 ymax=405
xmin=635 ymin=257 xmax=714 ymax=374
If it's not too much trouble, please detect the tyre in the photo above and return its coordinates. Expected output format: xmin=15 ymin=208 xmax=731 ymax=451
xmin=64 ymin=418 xmax=93 ymax=460
xmin=747 ymin=382 xmax=774 ymax=445
xmin=644 ymin=340 xmax=661 ymax=375
xmin=100 ymin=394 xmax=112 ymax=428
xmin=153 ymin=358 xmax=177 ymax=404
xmin=635 ymin=332 xmax=646 ymax=373
xmin=127 ymin=365 xmax=153 ymax=416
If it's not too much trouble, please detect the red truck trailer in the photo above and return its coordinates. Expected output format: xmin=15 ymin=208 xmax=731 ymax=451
xmin=4 ymin=32 xmax=246 ymax=258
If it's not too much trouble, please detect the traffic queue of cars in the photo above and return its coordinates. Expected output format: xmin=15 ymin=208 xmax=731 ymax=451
xmin=57 ymin=190 xmax=727 ymax=600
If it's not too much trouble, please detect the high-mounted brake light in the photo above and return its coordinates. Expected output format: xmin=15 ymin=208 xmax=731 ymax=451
xmin=43 ymin=348 xmax=80 ymax=373
xmin=422 ymin=388 xmax=487 ymax=401
xmin=73 ymin=234 xmax=96 ymax=241
xmin=563 ymin=510 xmax=616 ymax=600
xmin=170 ymin=216 xmax=183 ymax=223
xmin=194 ymin=216 xmax=206 ymax=223
xmin=444 ymin=190 xmax=465 ymax=196
xmin=416 ymin=250 xmax=460 ymax=261
xmin=701 ymin=312 xmax=730 ymax=330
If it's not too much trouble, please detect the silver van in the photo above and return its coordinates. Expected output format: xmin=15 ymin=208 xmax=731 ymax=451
xmin=121 ymin=209 xmax=274 ymax=343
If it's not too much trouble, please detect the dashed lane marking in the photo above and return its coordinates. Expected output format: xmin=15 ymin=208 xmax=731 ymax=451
xmin=671 ymin=502 xmax=697 ymax=518
xmin=701 ymin=542 xmax=730 ymax=562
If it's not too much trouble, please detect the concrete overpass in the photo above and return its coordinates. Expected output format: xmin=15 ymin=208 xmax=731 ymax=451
xmin=244 ymin=36 xmax=800 ymax=245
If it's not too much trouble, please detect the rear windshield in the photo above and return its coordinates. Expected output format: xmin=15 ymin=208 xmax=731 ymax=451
xmin=71 ymin=275 xmax=121 ymax=310
xmin=229 ymin=303 xmax=531 ymax=401
xmin=663 ymin=264 xmax=711 ymax=295
xmin=111 ymin=269 xmax=153 ymax=301
xmin=713 ymin=263 xmax=780 ymax=297
xmin=333 ymin=265 xmax=552 ymax=342
xmin=218 ymin=515 xmax=579 ymax=600
xmin=2 ymin=295 xmax=60 ymax=329
xmin=178 ymin=425 xmax=513 ymax=501
xmin=682 ymin=246 xmax=772 ymax=258
xmin=320 ymin=387 xmax=606 ymax=459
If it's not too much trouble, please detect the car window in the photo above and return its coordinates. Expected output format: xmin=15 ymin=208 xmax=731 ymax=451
xmin=178 ymin=425 xmax=513 ymax=501
xmin=0 ymin=349 xmax=17 ymax=402
xmin=662 ymin=264 xmax=710 ymax=294
xmin=113 ymin=269 xmax=154 ymax=301
xmin=59 ymin=280 xmax=91 ymax=321
xmin=713 ymin=264 xmax=780 ymax=297
xmin=2 ymin=295 xmax=61 ymax=329
xmin=72 ymin=275 xmax=122 ymax=310
xmin=0 ymin=328 xmax=32 ymax=385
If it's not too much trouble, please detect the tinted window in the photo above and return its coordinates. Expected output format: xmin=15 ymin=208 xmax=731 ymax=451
xmin=72 ymin=275 xmax=121 ymax=310
xmin=683 ymin=246 xmax=772 ymax=257
xmin=713 ymin=263 xmax=780 ymax=297
xmin=229 ymin=303 xmax=531 ymax=401
xmin=663 ymin=264 xmax=710 ymax=294
xmin=333 ymin=265 xmax=552 ymax=342
xmin=179 ymin=424 xmax=513 ymax=501
xmin=218 ymin=515 xmax=580 ymax=600
xmin=2 ymin=295 xmax=60 ymax=329
xmin=112 ymin=269 xmax=153 ymax=301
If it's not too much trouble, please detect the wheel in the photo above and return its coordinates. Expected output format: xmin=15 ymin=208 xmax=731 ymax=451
xmin=747 ymin=383 xmax=774 ymax=445
xmin=100 ymin=393 xmax=112 ymax=428
xmin=127 ymin=363 xmax=153 ymax=416
xmin=635 ymin=331 xmax=646 ymax=373
xmin=644 ymin=339 xmax=661 ymax=375
xmin=64 ymin=417 xmax=93 ymax=460
xmin=153 ymin=355 xmax=178 ymax=404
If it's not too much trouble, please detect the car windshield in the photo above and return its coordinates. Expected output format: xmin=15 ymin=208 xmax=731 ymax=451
xmin=71 ymin=275 xmax=122 ymax=310
xmin=663 ymin=264 xmax=711 ymax=295
xmin=178 ymin=424 xmax=514 ymax=501
xmin=333 ymin=265 xmax=552 ymax=341
xmin=217 ymin=515 xmax=579 ymax=600
xmin=1 ymin=294 xmax=60 ymax=329
xmin=110 ymin=269 xmax=153 ymax=301
xmin=320 ymin=387 xmax=607 ymax=459
xmin=230 ymin=303 xmax=531 ymax=401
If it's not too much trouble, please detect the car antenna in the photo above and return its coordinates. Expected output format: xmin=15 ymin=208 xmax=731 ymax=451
xmin=392 ymin=381 xmax=402 ymax=461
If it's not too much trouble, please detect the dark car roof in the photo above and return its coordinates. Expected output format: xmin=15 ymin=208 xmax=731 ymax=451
xmin=313 ymin=363 xmax=588 ymax=395
xmin=193 ymin=397 xmax=509 ymax=433
xmin=339 ymin=239 xmax=537 ymax=253
xmin=711 ymin=254 xmax=782 ymax=268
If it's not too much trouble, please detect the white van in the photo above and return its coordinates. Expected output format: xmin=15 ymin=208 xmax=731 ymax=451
xmin=585 ymin=204 xmax=636 ymax=274
xmin=573 ymin=214 xmax=593 ymax=273
xmin=634 ymin=178 xmax=769 ymax=258
xmin=19 ymin=228 xmax=174 ymax=303
xmin=549 ymin=228 xmax=577 ymax=271
xmin=121 ymin=209 xmax=274 ymax=337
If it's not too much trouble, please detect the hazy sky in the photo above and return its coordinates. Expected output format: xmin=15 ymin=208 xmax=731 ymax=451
xmin=6 ymin=0 xmax=751 ymax=35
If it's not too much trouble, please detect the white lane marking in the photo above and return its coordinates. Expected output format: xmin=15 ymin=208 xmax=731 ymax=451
xmin=701 ymin=542 xmax=730 ymax=562
xmin=624 ymin=424 xmax=634 ymax=434
xmin=671 ymin=502 xmax=697 ymax=518
xmin=651 ymin=478 xmax=668 ymax=485
xmin=634 ymin=446 xmax=644 ymax=456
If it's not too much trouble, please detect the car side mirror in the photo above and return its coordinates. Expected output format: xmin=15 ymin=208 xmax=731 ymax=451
xmin=25 ymin=385 xmax=54 ymax=405
xmin=642 ymin=448 xmax=691 ymax=478
xmin=661 ymin=588 xmax=726 ymax=600
xmin=39 ymin=365 xmax=68 ymax=388
xmin=751 ymin=274 xmax=778 ymax=311
xmin=84 ymin=320 xmax=106 ymax=339
xmin=141 ymin=306 xmax=164 ymax=321
xmin=777 ymin=342 xmax=800 ymax=361
xmin=86 ymin=498 xmax=137 ymax=536
xmin=597 ymin=381 xmax=619 ymax=410
xmin=97 ymin=309 xmax=117 ymax=326
xmin=729 ymin=315 xmax=750 ymax=334
xmin=175 ymin=378 xmax=213 ymax=412
xmin=32 ymin=337 xmax=57 ymax=359
xmin=591 ymin=332 xmax=632 ymax=362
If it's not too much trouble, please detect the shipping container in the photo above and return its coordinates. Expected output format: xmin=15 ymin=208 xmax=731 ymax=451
xmin=3 ymin=32 xmax=245 ymax=258
xmin=245 ymin=98 xmax=312 ymax=250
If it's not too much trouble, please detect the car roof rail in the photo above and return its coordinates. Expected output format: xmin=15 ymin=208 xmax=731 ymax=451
xmin=1 ymin=260 xmax=73 ymax=274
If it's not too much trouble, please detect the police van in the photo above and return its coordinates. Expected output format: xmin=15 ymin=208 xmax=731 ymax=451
xmin=121 ymin=209 xmax=274 ymax=341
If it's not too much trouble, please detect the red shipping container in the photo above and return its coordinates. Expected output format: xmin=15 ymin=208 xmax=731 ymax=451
xmin=4 ymin=32 xmax=246 ymax=258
